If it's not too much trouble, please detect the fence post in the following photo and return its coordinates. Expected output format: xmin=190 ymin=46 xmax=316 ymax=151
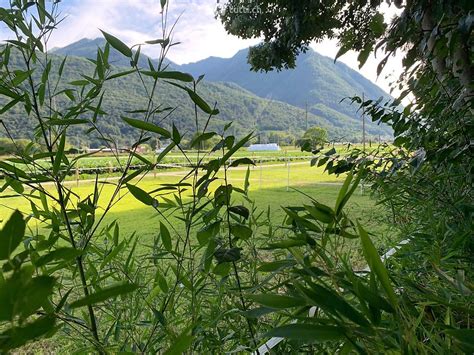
xmin=75 ymin=162 xmax=79 ymax=187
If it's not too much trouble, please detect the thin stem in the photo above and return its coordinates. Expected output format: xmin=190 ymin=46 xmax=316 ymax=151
xmin=222 ymin=145 xmax=259 ymax=351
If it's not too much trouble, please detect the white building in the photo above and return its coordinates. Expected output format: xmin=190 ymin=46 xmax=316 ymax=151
xmin=247 ymin=143 xmax=281 ymax=151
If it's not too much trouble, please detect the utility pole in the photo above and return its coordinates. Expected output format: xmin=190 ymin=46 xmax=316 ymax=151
xmin=361 ymin=93 xmax=366 ymax=196
xmin=362 ymin=93 xmax=366 ymax=151
xmin=305 ymin=101 xmax=308 ymax=131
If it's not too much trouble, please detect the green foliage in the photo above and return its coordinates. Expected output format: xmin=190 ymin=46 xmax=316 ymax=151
xmin=0 ymin=1 xmax=471 ymax=353
xmin=218 ymin=1 xmax=384 ymax=71
xmin=297 ymin=126 xmax=328 ymax=151
xmin=0 ymin=210 xmax=25 ymax=260
xmin=0 ymin=2 xmax=263 ymax=352
xmin=69 ymin=282 xmax=138 ymax=308
xmin=0 ymin=212 xmax=57 ymax=352
xmin=219 ymin=0 xmax=473 ymax=353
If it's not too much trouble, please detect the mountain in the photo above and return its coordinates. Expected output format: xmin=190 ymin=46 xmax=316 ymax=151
xmin=53 ymin=39 xmax=392 ymax=140
xmin=1 ymin=48 xmax=342 ymax=148
xmin=1 ymin=39 xmax=391 ymax=148
xmin=179 ymin=48 xmax=392 ymax=138
xmin=51 ymin=38 xmax=158 ymax=69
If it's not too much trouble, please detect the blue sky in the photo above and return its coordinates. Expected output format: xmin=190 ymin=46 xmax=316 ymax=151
xmin=0 ymin=0 xmax=403 ymax=93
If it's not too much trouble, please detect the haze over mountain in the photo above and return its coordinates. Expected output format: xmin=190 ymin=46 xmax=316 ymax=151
xmin=3 ymin=38 xmax=392 ymax=147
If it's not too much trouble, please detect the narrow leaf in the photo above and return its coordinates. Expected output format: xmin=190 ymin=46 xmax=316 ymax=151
xmin=0 ymin=210 xmax=26 ymax=260
xmin=358 ymin=223 xmax=398 ymax=307
xmin=122 ymin=117 xmax=170 ymax=138
xmin=160 ymin=222 xmax=172 ymax=251
xmin=100 ymin=30 xmax=132 ymax=58
xmin=247 ymin=294 xmax=306 ymax=309
xmin=126 ymin=184 xmax=156 ymax=206
xmin=70 ymin=282 xmax=138 ymax=308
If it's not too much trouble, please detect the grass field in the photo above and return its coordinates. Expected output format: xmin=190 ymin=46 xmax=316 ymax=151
xmin=1 ymin=163 xmax=394 ymax=250
xmin=0 ymin=156 xmax=396 ymax=354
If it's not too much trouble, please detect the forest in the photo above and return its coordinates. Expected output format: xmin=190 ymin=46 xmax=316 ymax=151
xmin=0 ymin=0 xmax=472 ymax=354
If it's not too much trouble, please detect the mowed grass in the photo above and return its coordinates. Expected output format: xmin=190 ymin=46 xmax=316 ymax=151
xmin=0 ymin=163 xmax=394 ymax=248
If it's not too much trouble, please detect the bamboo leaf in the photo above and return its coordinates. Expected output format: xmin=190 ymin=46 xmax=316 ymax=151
xmin=164 ymin=325 xmax=193 ymax=355
xmin=358 ymin=222 xmax=398 ymax=307
xmin=70 ymin=282 xmax=138 ymax=308
xmin=247 ymin=294 xmax=306 ymax=309
xmin=52 ymin=133 xmax=65 ymax=175
xmin=0 ymin=210 xmax=26 ymax=260
xmin=126 ymin=183 xmax=156 ymax=206
xmin=160 ymin=222 xmax=172 ymax=251
xmin=141 ymin=70 xmax=193 ymax=82
xmin=122 ymin=117 xmax=170 ymax=138
xmin=100 ymin=30 xmax=132 ymax=58
xmin=35 ymin=248 xmax=82 ymax=267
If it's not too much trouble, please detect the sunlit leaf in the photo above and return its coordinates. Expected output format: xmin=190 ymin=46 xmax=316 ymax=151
xmin=358 ymin=223 xmax=398 ymax=308
xmin=126 ymin=184 xmax=156 ymax=207
xmin=100 ymin=30 xmax=132 ymax=58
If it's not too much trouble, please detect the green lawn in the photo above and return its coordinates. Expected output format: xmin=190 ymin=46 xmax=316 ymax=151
xmin=0 ymin=163 xmax=393 ymax=248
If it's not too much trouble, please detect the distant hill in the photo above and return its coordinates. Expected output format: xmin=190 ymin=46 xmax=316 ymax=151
xmin=1 ymin=49 xmax=341 ymax=148
xmin=1 ymin=39 xmax=392 ymax=148
xmin=53 ymin=39 xmax=393 ymax=140
xmin=51 ymin=38 xmax=173 ymax=71
xmin=179 ymin=48 xmax=392 ymax=138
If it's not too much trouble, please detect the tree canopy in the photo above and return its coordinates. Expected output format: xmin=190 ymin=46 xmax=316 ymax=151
xmin=297 ymin=126 xmax=328 ymax=151
xmin=219 ymin=0 xmax=473 ymax=166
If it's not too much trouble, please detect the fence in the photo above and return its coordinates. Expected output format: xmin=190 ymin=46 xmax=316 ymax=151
xmin=0 ymin=155 xmax=317 ymax=179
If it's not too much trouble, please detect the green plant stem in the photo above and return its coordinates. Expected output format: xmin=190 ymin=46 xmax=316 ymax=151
xmin=222 ymin=153 xmax=259 ymax=350
xmin=19 ymin=36 xmax=103 ymax=350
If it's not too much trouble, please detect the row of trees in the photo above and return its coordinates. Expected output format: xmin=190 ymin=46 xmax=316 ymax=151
xmin=0 ymin=127 xmax=328 ymax=155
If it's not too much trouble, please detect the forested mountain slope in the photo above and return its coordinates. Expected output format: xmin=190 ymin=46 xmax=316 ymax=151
xmin=1 ymin=39 xmax=392 ymax=147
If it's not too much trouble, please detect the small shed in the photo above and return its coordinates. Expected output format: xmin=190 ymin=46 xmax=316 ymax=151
xmin=247 ymin=143 xmax=281 ymax=152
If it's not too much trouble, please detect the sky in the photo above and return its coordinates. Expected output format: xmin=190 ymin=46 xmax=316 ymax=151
xmin=0 ymin=0 xmax=404 ymax=94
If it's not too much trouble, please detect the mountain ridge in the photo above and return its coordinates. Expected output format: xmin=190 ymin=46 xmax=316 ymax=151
xmin=1 ymin=38 xmax=392 ymax=147
xmin=1 ymin=49 xmax=344 ymax=147
xmin=178 ymin=47 xmax=390 ymax=125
